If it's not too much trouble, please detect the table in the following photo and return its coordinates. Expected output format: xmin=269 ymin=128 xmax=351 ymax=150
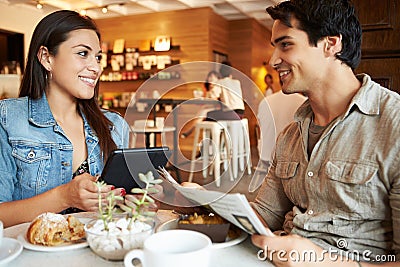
xmin=131 ymin=125 xmax=176 ymax=148
xmin=4 ymin=210 xmax=273 ymax=267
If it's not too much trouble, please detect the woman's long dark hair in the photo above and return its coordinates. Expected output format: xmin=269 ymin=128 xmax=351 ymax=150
xmin=19 ymin=10 xmax=116 ymax=161
xmin=204 ymin=70 xmax=221 ymax=91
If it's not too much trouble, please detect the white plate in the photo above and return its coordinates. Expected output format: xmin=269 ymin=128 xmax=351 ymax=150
xmin=156 ymin=219 xmax=248 ymax=249
xmin=17 ymin=235 xmax=88 ymax=252
xmin=16 ymin=217 xmax=90 ymax=252
xmin=0 ymin=237 xmax=23 ymax=265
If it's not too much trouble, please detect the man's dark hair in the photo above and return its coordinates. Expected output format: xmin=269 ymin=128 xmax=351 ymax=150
xmin=266 ymin=0 xmax=362 ymax=70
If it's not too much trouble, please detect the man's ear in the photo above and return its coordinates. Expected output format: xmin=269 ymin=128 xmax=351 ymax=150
xmin=325 ymin=35 xmax=342 ymax=56
xmin=37 ymin=46 xmax=52 ymax=72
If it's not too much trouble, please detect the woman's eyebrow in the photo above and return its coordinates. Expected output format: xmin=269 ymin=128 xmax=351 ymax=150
xmin=72 ymin=44 xmax=92 ymax=50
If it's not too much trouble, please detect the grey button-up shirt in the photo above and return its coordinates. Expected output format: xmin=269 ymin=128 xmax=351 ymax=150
xmin=252 ymin=74 xmax=400 ymax=261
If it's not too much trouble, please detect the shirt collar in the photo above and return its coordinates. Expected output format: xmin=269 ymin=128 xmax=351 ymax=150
xmin=347 ymin=74 xmax=380 ymax=116
xmin=295 ymin=74 xmax=380 ymax=122
xmin=28 ymin=93 xmax=56 ymax=127
xmin=28 ymin=94 xmax=96 ymax=136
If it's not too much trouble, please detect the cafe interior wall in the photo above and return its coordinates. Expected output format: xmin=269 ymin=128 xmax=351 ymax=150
xmin=95 ymin=7 xmax=271 ymax=94
xmin=0 ymin=2 xmax=47 ymax=62
xmin=95 ymin=7 xmax=272 ymax=146
xmin=352 ymin=0 xmax=400 ymax=94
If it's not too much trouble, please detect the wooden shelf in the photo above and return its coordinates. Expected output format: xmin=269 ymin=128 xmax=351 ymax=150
xmin=108 ymin=45 xmax=181 ymax=55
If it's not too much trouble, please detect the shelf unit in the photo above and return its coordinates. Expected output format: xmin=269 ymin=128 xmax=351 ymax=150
xmin=99 ymin=43 xmax=184 ymax=112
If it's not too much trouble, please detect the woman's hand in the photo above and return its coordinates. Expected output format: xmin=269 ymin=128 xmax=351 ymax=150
xmin=61 ymin=173 xmax=126 ymax=212
xmin=144 ymin=184 xmax=164 ymax=213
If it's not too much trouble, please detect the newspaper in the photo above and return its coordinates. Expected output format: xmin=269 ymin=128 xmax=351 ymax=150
xmin=158 ymin=167 xmax=274 ymax=236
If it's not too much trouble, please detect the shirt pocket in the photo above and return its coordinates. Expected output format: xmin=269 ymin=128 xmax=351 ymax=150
xmin=275 ymin=161 xmax=300 ymax=202
xmin=276 ymin=161 xmax=299 ymax=179
xmin=12 ymin=144 xmax=51 ymax=193
xmin=325 ymin=160 xmax=379 ymax=219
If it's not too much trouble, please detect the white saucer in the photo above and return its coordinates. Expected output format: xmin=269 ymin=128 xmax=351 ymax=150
xmin=0 ymin=238 xmax=23 ymax=265
xmin=156 ymin=219 xmax=248 ymax=249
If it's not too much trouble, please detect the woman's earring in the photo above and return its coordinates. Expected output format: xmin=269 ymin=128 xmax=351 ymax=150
xmin=46 ymin=71 xmax=52 ymax=81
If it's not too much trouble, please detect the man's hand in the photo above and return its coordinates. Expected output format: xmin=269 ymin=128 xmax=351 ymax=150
xmin=172 ymin=182 xmax=209 ymax=215
xmin=252 ymin=234 xmax=357 ymax=267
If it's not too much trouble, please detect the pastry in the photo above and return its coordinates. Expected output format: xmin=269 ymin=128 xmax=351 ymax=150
xmin=26 ymin=212 xmax=85 ymax=246
xmin=66 ymin=215 xmax=85 ymax=241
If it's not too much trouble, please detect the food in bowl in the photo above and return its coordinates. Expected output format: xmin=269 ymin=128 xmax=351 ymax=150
xmin=26 ymin=212 xmax=85 ymax=246
xmin=177 ymin=212 xmax=230 ymax=243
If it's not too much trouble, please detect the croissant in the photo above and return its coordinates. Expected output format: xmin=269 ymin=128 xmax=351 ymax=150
xmin=66 ymin=215 xmax=85 ymax=241
xmin=26 ymin=212 xmax=85 ymax=246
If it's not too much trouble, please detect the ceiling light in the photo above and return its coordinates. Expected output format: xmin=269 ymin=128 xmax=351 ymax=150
xmin=79 ymin=9 xmax=87 ymax=16
xmin=102 ymin=6 xmax=108 ymax=14
xmin=36 ymin=1 xmax=43 ymax=9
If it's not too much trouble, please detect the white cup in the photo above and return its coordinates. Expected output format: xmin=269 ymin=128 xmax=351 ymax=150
xmin=124 ymin=230 xmax=212 ymax=267
xmin=0 ymin=220 xmax=3 ymax=246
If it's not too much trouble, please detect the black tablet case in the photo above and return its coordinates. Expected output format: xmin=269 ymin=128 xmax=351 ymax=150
xmin=100 ymin=147 xmax=171 ymax=192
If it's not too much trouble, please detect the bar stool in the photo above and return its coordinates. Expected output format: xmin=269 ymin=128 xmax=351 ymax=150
xmin=130 ymin=119 xmax=176 ymax=148
xmin=219 ymin=119 xmax=252 ymax=179
xmin=188 ymin=121 xmax=232 ymax=187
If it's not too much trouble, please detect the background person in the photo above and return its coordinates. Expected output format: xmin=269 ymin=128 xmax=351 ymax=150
xmin=264 ymin=73 xmax=275 ymax=96
xmin=180 ymin=70 xmax=221 ymax=139
xmin=250 ymin=88 xmax=306 ymax=192
xmin=206 ymin=61 xmax=245 ymax=121
xmin=258 ymin=89 xmax=306 ymax=166
xmin=204 ymin=70 xmax=221 ymax=98
xmin=251 ymin=0 xmax=400 ymax=265
xmin=0 ymin=10 xmax=129 ymax=228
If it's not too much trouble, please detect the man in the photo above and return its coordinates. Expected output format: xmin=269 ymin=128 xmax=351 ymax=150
xmin=251 ymin=0 xmax=400 ymax=266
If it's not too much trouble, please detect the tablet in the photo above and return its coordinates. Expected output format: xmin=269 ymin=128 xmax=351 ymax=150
xmin=100 ymin=147 xmax=171 ymax=192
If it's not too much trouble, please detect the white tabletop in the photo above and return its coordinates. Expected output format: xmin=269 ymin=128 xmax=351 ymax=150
xmin=4 ymin=210 xmax=273 ymax=267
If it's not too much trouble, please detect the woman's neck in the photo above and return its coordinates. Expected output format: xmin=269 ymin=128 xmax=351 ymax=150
xmin=45 ymin=89 xmax=79 ymax=123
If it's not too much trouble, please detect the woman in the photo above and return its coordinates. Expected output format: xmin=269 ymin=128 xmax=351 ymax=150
xmin=204 ymin=70 xmax=221 ymax=98
xmin=180 ymin=70 xmax=221 ymax=138
xmin=205 ymin=61 xmax=245 ymax=121
xmin=0 ymin=10 xmax=129 ymax=227
xmin=263 ymin=73 xmax=275 ymax=96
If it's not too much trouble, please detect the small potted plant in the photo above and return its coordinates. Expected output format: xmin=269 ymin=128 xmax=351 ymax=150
xmin=84 ymin=171 xmax=162 ymax=261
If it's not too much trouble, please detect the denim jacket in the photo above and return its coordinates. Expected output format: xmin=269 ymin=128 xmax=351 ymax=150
xmin=0 ymin=94 xmax=130 ymax=202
